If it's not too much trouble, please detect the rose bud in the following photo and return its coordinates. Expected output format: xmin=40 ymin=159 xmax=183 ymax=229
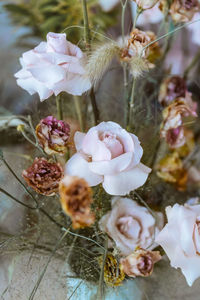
xmin=120 ymin=248 xmax=161 ymax=278
xmin=22 ymin=157 xmax=64 ymax=196
xmin=133 ymin=0 xmax=159 ymax=10
xmin=36 ymin=116 xmax=70 ymax=155
xmin=59 ymin=176 xmax=95 ymax=229
xmin=170 ymin=0 xmax=199 ymax=23
xmin=158 ymin=76 xmax=187 ymax=107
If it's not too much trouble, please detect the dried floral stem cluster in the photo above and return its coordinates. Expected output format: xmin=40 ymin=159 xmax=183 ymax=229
xmin=2 ymin=0 xmax=199 ymax=293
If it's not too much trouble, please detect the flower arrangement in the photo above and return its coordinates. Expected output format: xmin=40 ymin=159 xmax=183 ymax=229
xmin=1 ymin=0 xmax=200 ymax=298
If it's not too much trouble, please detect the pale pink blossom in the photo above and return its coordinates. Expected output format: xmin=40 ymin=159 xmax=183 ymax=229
xmin=156 ymin=203 xmax=200 ymax=286
xmin=99 ymin=197 xmax=163 ymax=255
xmin=65 ymin=121 xmax=151 ymax=195
xmin=133 ymin=0 xmax=159 ymax=10
xmin=15 ymin=32 xmax=91 ymax=101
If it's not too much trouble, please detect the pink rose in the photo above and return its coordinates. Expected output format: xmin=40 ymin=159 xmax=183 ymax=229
xmin=65 ymin=121 xmax=151 ymax=195
xmin=156 ymin=203 xmax=200 ymax=286
xmin=99 ymin=197 xmax=163 ymax=255
xmin=15 ymin=32 xmax=91 ymax=101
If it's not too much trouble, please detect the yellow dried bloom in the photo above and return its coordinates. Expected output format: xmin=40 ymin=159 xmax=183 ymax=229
xmin=59 ymin=175 xmax=95 ymax=229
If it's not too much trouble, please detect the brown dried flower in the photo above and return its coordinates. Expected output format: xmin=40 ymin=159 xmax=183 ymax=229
xmin=121 ymin=248 xmax=161 ymax=278
xmin=120 ymin=29 xmax=160 ymax=76
xmin=22 ymin=157 xmax=63 ymax=196
xmin=170 ymin=0 xmax=199 ymax=23
xmin=160 ymin=94 xmax=197 ymax=148
xmin=59 ymin=176 xmax=95 ymax=229
xmin=156 ymin=152 xmax=188 ymax=190
xmin=98 ymin=254 xmax=125 ymax=287
xmin=36 ymin=116 xmax=70 ymax=155
xmin=159 ymin=76 xmax=187 ymax=107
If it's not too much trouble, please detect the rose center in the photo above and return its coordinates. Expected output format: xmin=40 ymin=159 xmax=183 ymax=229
xmin=117 ymin=216 xmax=141 ymax=239
xmin=100 ymin=131 xmax=124 ymax=159
xmin=138 ymin=255 xmax=153 ymax=275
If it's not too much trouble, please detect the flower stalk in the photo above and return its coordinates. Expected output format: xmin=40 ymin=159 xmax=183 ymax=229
xmin=56 ymin=95 xmax=63 ymax=120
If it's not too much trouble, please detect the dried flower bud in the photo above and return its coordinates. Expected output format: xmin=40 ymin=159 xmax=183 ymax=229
xmin=133 ymin=0 xmax=159 ymax=10
xmin=22 ymin=157 xmax=63 ymax=196
xmin=159 ymin=76 xmax=187 ymax=107
xmin=170 ymin=0 xmax=199 ymax=23
xmin=156 ymin=152 xmax=188 ymax=190
xmin=98 ymin=254 xmax=125 ymax=287
xmin=121 ymin=248 xmax=161 ymax=277
xmin=175 ymin=128 xmax=195 ymax=157
xmin=36 ymin=116 xmax=70 ymax=155
xmin=59 ymin=176 xmax=95 ymax=229
xmin=120 ymin=29 xmax=160 ymax=76
xmin=160 ymin=94 xmax=197 ymax=148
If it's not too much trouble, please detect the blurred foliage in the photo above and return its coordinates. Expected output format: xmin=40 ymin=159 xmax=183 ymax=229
xmin=4 ymin=0 xmax=118 ymax=45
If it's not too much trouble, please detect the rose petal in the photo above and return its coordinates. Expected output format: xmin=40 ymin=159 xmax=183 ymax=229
xmin=82 ymin=129 xmax=111 ymax=161
xmin=28 ymin=65 xmax=66 ymax=85
xmin=74 ymin=131 xmax=86 ymax=151
xmin=102 ymin=163 xmax=151 ymax=195
xmin=88 ymin=152 xmax=133 ymax=175
xmin=46 ymin=32 xmax=68 ymax=54
xmin=65 ymin=153 xmax=103 ymax=186
xmin=52 ymin=73 xmax=91 ymax=96
xmin=130 ymin=134 xmax=143 ymax=166
xmin=16 ymin=78 xmax=53 ymax=101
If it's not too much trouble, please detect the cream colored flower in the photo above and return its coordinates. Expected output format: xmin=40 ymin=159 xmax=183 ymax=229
xmin=156 ymin=203 xmax=200 ymax=286
xmin=133 ymin=0 xmax=159 ymax=10
xmin=99 ymin=197 xmax=163 ymax=256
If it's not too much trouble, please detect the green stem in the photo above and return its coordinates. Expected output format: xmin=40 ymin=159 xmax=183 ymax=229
xmin=141 ymin=17 xmax=200 ymax=56
xmin=28 ymin=229 xmax=69 ymax=300
xmin=184 ymin=50 xmax=200 ymax=79
xmin=2 ymin=156 xmax=38 ymax=206
xmin=97 ymin=236 xmax=108 ymax=300
xmin=81 ymin=0 xmax=91 ymax=49
xmin=90 ymin=88 xmax=100 ymax=125
xmin=127 ymin=77 xmax=136 ymax=129
xmin=0 ymin=187 xmax=37 ymax=210
xmin=56 ymin=95 xmax=63 ymax=120
xmin=74 ymin=96 xmax=84 ymax=131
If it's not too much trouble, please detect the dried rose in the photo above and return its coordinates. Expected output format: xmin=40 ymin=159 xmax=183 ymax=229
xmin=121 ymin=28 xmax=159 ymax=60
xmin=160 ymin=94 xmax=197 ymax=147
xmin=156 ymin=152 xmax=188 ymax=190
xmin=98 ymin=254 xmax=125 ymax=287
xmin=170 ymin=0 xmax=199 ymax=23
xmin=36 ymin=116 xmax=70 ymax=155
xmin=176 ymin=128 xmax=195 ymax=157
xmin=133 ymin=0 xmax=159 ymax=10
xmin=59 ymin=175 xmax=95 ymax=229
xmin=159 ymin=76 xmax=187 ymax=107
xmin=22 ymin=157 xmax=63 ymax=196
xmin=121 ymin=248 xmax=161 ymax=277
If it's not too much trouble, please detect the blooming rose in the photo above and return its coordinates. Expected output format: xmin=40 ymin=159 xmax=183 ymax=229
xmin=36 ymin=116 xmax=70 ymax=155
xmin=15 ymin=32 xmax=91 ymax=101
xmin=99 ymin=197 xmax=163 ymax=255
xmin=120 ymin=248 xmax=161 ymax=277
xmin=65 ymin=121 xmax=151 ymax=195
xmin=156 ymin=203 xmax=200 ymax=286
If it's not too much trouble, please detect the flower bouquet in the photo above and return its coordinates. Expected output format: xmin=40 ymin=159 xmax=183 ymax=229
xmin=1 ymin=0 xmax=200 ymax=299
